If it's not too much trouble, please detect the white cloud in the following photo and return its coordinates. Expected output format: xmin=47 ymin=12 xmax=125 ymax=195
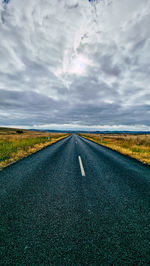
xmin=0 ymin=0 xmax=150 ymax=130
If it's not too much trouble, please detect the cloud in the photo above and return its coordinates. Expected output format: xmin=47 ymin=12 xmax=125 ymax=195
xmin=0 ymin=0 xmax=150 ymax=130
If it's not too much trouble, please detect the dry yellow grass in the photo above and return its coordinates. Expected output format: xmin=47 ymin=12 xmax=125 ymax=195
xmin=0 ymin=127 xmax=69 ymax=169
xmin=80 ymin=133 xmax=150 ymax=165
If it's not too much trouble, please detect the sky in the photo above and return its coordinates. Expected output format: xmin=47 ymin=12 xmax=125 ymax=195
xmin=0 ymin=0 xmax=150 ymax=131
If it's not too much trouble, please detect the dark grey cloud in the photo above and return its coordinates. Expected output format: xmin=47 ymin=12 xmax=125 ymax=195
xmin=0 ymin=0 xmax=150 ymax=130
xmin=0 ymin=88 xmax=149 ymax=129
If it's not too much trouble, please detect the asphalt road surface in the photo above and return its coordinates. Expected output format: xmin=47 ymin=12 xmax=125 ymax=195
xmin=0 ymin=135 xmax=150 ymax=265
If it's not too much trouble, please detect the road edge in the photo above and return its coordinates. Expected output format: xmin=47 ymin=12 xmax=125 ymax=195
xmin=79 ymin=135 xmax=150 ymax=169
xmin=0 ymin=135 xmax=70 ymax=171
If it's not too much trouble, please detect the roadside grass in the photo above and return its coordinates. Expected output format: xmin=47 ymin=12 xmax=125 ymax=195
xmin=80 ymin=133 xmax=150 ymax=165
xmin=0 ymin=127 xmax=68 ymax=169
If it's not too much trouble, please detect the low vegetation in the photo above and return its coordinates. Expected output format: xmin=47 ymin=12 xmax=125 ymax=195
xmin=80 ymin=133 xmax=150 ymax=165
xmin=0 ymin=127 xmax=68 ymax=169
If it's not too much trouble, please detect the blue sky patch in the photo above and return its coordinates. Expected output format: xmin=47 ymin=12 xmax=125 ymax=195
xmin=3 ymin=0 xmax=10 ymax=3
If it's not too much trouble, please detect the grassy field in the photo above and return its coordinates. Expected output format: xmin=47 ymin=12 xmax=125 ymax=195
xmin=0 ymin=127 xmax=68 ymax=169
xmin=80 ymin=133 xmax=150 ymax=165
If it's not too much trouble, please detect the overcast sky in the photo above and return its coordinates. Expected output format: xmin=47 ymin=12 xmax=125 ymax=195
xmin=0 ymin=0 xmax=150 ymax=131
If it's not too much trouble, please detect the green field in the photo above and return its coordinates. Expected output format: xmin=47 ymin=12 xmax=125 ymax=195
xmin=0 ymin=127 xmax=68 ymax=169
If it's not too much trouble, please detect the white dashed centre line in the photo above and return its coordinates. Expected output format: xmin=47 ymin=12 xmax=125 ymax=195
xmin=78 ymin=155 xmax=86 ymax=176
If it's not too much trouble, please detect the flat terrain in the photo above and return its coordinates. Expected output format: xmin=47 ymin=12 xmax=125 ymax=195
xmin=80 ymin=133 xmax=150 ymax=165
xmin=0 ymin=127 xmax=68 ymax=169
xmin=0 ymin=135 xmax=150 ymax=265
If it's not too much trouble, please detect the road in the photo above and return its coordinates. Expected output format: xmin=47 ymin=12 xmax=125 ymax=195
xmin=0 ymin=135 xmax=150 ymax=265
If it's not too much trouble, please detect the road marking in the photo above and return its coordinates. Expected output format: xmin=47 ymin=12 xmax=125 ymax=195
xmin=78 ymin=156 xmax=86 ymax=176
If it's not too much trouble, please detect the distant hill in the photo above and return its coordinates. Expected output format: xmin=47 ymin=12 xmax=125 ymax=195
xmin=1 ymin=127 xmax=150 ymax=135
xmin=29 ymin=129 xmax=150 ymax=134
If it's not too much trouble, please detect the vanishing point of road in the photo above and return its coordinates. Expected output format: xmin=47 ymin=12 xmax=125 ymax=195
xmin=0 ymin=135 xmax=150 ymax=265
